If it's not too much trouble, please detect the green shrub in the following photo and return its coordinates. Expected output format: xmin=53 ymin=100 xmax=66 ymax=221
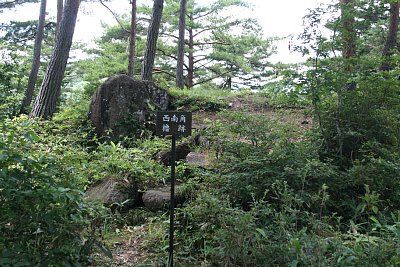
xmin=168 ymin=86 xmax=230 ymax=112
xmin=86 ymin=140 xmax=170 ymax=205
xmin=0 ymin=122 xmax=108 ymax=266
xmin=173 ymin=192 xmax=271 ymax=266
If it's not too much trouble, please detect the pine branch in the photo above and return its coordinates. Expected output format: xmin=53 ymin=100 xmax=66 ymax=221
xmin=99 ymin=0 xmax=130 ymax=33
xmin=153 ymin=67 xmax=175 ymax=78
xmin=193 ymin=70 xmax=233 ymax=86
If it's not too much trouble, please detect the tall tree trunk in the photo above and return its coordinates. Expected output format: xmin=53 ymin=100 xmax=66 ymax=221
xmin=381 ymin=1 xmax=399 ymax=71
xmin=57 ymin=0 xmax=63 ymax=33
xmin=187 ymin=13 xmax=194 ymax=88
xmin=30 ymin=0 xmax=80 ymax=119
xmin=141 ymin=0 xmax=164 ymax=81
xmin=337 ymin=0 xmax=356 ymax=158
xmin=341 ymin=0 xmax=356 ymax=60
xmin=175 ymin=0 xmax=186 ymax=89
xmin=20 ymin=0 xmax=47 ymax=114
xmin=128 ymin=0 xmax=137 ymax=77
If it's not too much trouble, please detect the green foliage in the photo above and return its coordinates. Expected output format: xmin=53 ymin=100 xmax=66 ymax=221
xmin=0 ymin=120 xmax=109 ymax=266
xmin=168 ymin=85 xmax=230 ymax=111
xmin=309 ymin=58 xmax=400 ymax=164
xmin=77 ymin=0 xmax=274 ymax=90
xmin=0 ymin=0 xmax=40 ymax=10
xmin=86 ymin=140 xmax=169 ymax=204
xmin=161 ymin=0 xmax=275 ymax=88
xmin=209 ymin=24 xmax=275 ymax=89
xmin=143 ymin=188 xmax=400 ymax=266
xmin=263 ymin=63 xmax=310 ymax=108
xmin=174 ymin=193 xmax=267 ymax=266
xmin=1 ymin=1 xmax=399 ymax=266
xmin=76 ymin=20 xmax=148 ymax=97
xmin=0 ymin=40 xmax=28 ymax=117
xmin=209 ymin=111 xmax=339 ymax=211
xmin=0 ymin=17 xmax=56 ymax=117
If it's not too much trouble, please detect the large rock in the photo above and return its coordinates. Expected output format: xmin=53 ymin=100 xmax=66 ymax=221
xmin=89 ymin=75 xmax=169 ymax=138
xmin=142 ymin=186 xmax=171 ymax=210
xmin=154 ymin=142 xmax=191 ymax=166
xmin=85 ymin=176 xmax=130 ymax=206
xmin=153 ymin=135 xmax=202 ymax=165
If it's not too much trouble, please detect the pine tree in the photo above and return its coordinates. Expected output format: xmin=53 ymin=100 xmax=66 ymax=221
xmin=141 ymin=0 xmax=164 ymax=81
xmin=30 ymin=0 xmax=81 ymax=119
xmin=20 ymin=0 xmax=46 ymax=114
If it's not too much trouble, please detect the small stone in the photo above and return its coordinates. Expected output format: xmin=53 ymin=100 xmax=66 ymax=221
xmin=186 ymin=152 xmax=209 ymax=168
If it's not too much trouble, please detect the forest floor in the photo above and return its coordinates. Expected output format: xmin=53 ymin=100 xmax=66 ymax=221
xmin=93 ymin=94 xmax=311 ymax=266
xmin=92 ymin=226 xmax=148 ymax=266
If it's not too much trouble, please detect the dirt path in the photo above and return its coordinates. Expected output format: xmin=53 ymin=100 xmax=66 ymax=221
xmin=91 ymin=226 xmax=149 ymax=266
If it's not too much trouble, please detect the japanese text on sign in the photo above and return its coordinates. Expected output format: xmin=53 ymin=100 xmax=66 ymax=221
xmin=156 ymin=111 xmax=192 ymax=137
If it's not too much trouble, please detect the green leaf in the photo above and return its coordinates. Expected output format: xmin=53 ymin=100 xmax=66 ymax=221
xmin=28 ymin=131 xmax=40 ymax=142
xmin=371 ymin=205 xmax=379 ymax=214
xmin=255 ymin=228 xmax=267 ymax=239
xmin=370 ymin=216 xmax=380 ymax=226
xmin=292 ymin=238 xmax=301 ymax=254
xmin=6 ymin=131 xmax=15 ymax=143
xmin=291 ymin=260 xmax=299 ymax=267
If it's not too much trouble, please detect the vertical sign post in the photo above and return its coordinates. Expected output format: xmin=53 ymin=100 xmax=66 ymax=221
xmin=156 ymin=111 xmax=192 ymax=267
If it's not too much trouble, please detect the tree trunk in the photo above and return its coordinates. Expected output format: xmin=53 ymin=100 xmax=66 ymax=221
xmin=57 ymin=0 xmax=63 ymax=33
xmin=141 ymin=0 xmax=164 ymax=81
xmin=338 ymin=0 xmax=356 ymax=157
xmin=20 ymin=0 xmax=47 ymax=114
xmin=127 ymin=0 xmax=137 ymax=77
xmin=341 ymin=0 xmax=356 ymax=59
xmin=381 ymin=1 xmax=399 ymax=71
xmin=175 ymin=0 xmax=186 ymax=89
xmin=30 ymin=0 xmax=80 ymax=119
xmin=187 ymin=13 xmax=194 ymax=88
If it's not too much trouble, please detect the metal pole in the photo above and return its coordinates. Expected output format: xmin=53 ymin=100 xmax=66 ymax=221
xmin=168 ymin=135 xmax=176 ymax=267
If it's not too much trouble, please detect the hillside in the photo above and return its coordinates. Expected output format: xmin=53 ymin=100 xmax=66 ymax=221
xmin=3 ymin=85 xmax=399 ymax=266
xmin=1 ymin=0 xmax=400 ymax=265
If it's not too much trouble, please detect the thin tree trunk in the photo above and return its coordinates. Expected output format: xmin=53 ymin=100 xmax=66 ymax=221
xmin=341 ymin=0 xmax=356 ymax=60
xmin=141 ymin=0 xmax=164 ymax=81
xmin=30 ymin=0 xmax=80 ymax=119
xmin=338 ymin=0 xmax=356 ymax=157
xmin=187 ymin=13 xmax=194 ymax=88
xmin=20 ymin=0 xmax=47 ymax=114
xmin=381 ymin=1 xmax=399 ymax=71
xmin=57 ymin=0 xmax=63 ymax=33
xmin=128 ymin=0 xmax=137 ymax=77
xmin=176 ymin=0 xmax=186 ymax=89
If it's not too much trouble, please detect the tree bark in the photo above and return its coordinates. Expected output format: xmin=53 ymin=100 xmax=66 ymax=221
xmin=187 ymin=13 xmax=194 ymax=88
xmin=20 ymin=0 xmax=46 ymax=114
xmin=56 ymin=0 xmax=63 ymax=33
xmin=141 ymin=0 xmax=164 ymax=81
xmin=341 ymin=0 xmax=356 ymax=59
xmin=127 ymin=0 xmax=137 ymax=77
xmin=30 ymin=0 xmax=80 ymax=119
xmin=338 ymin=0 xmax=356 ymax=157
xmin=381 ymin=1 xmax=399 ymax=71
xmin=175 ymin=0 xmax=186 ymax=89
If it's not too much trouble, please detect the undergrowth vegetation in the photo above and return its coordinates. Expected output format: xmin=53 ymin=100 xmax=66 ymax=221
xmin=0 ymin=117 xmax=108 ymax=266
xmin=137 ymin=85 xmax=400 ymax=266
xmin=2 ymin=0 xmax=400 ymax=266
xmin=1 ymin=80 xmax=400 ymax=266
